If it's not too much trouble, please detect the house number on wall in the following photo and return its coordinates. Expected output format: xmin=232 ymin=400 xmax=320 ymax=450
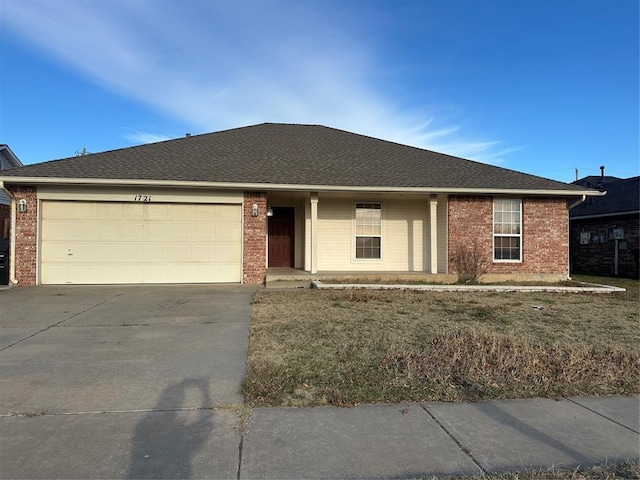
xmin=134 ymin=195 xmax=151 ymax=202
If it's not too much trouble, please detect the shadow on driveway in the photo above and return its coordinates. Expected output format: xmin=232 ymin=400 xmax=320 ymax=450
xmin=126 ymin=378 xmax=214 ymax=479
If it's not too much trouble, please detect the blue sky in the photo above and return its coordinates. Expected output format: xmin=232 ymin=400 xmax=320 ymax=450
xmin=0 ymin=0 xmax=638 ymax=183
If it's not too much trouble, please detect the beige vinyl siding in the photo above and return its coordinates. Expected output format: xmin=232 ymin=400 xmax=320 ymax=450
xmin=317 ymin=198 xmax=429 ymax=272
xmin=40 ymin=201 xmax=241 ymax=284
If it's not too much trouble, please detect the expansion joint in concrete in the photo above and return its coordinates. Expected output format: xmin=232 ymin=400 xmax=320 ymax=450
xmin=420 ymin=404 xmax=488 ymax=475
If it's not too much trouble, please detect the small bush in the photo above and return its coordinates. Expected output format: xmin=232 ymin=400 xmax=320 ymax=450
xmin=451 ymin=242 xmax=489 ymax=283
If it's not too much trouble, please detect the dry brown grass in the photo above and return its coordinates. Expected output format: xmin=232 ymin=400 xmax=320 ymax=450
xmin=243 ymin=276 xmax=639 ymax=407
xmin=425 ymin=461 xmax=640 ymax=479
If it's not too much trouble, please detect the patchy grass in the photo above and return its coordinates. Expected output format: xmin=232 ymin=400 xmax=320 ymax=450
xmin=243 ymin=276 xmax=639 ymax=407
xmin=424 ymin=461 xmax=640 ymax=479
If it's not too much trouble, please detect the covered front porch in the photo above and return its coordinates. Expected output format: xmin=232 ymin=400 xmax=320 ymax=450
xmin=265 ymin=189 xmax=449 ymax=281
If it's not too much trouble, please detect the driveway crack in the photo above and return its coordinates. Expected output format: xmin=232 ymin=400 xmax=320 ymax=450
xmin=0 ymin=293 xmax=123 ymax=353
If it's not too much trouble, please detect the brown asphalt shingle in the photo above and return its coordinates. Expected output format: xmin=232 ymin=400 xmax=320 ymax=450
xmin=1 ymin=123 xmax=590 ymax=192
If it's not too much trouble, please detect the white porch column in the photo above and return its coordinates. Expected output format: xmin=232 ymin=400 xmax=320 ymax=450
xmin=304 ymin=193 xmax=319 ymax=273
xmin=430 ymin=195 xmax=438 ymax=274
xmin=304 ymin=199 xmax=311 ymax=272
xmin=310 ymin=192 xmax=318 ymax=274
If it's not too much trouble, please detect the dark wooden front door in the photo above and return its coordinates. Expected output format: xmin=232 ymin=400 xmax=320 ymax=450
xmin=268 ymin=207 xmax=295 ymax=268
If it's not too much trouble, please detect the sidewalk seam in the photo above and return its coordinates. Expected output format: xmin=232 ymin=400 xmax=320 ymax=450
xmin=420 ymin=404 xmax=488 ymax=475
xmin=565 ymin=397 xmax=640 ymax=434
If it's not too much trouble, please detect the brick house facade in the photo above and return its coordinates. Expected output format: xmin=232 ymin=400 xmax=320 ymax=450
xmin=571 ymin=215 xmax=639 ymax=278
xmin=570 ymin=175 xmax=639 ymax=279
xmin=448 ymin=196 xmax=569 ymax=278
xmin=0 ymin=123 xmax=597 ymax=286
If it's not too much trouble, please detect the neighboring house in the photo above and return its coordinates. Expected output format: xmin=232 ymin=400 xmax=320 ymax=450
xmin=0 ymin=145 xmax=23 ymax=238
xmin=0 ymin=123 xmax=600 ymax=286
xmin=570 ymin=171 xmax=639 ymax=278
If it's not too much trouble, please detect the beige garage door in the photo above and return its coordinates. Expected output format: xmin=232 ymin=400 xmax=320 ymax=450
xmin=41 ymin=201 xmax=242 ymax=284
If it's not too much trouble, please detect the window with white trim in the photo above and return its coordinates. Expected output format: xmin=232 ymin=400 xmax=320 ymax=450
xmin=493 ymin=198 xmax=522 ymax=261
xmin=355 ymin=202 xmax=381 ymax=259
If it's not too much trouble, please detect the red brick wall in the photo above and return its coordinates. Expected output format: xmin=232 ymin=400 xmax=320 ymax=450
xmin=448 ymin=196 xmax=569 ymax=276
xmin=7 ymin=186 xmax=37 ymax=285
xmin=243 ymin=191 xmax=267 ymax=284
xmin=570 ymin=214 xmax=639 ymax=278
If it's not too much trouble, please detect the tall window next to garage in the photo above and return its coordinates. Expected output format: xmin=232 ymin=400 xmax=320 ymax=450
xmin=493 ymin=198 xmax=522 ymax=261
xmin=355 ymin=202 xmax=382 ymax=259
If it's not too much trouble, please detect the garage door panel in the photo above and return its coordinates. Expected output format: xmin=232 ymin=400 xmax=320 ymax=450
xmin=68 ymin=243 xmax=94 ymax=261
xmin=41 ymin=201 xmax=242 ymax=284
xmin=94 ymin=244 xmax=119 ymax=260
xmin=42 ymin=222 xmax=70 ymax=240
xmin=147 ymin=223 xmax=168 ymax=239
xmin=41 ymin=265 xmax=67 ymax=284
xmin=143 ymin=244 xmax=169 ymax=261
xmin=215 ymin=264 xmax=242 ymax=282
xmin=118 ymin=265 xmax=144 ymax=283
xmin=94 ymin=265 xmax=119 ymax=283
xmin=118 ymin=223 xmax=144 ymax=240
xmin=118 ymin=244 xmax=144 ymax=260
xmin=67 ymin=265 xmax=95 ymax=284
xmin=96 ymin=203 xmax=124 ymax=219
xmin=167 ymin=205 xmax=192 ymax=220
xmin=215 ymin=205 xmax=242 ymax=221
xmin=214 ymin=244 xmax=242 ymax=263
xmin=42 ymin=243 xmax=69 ymax=262
xmin=215 ymin=223 xmax=241 ymax=242
xmin=96 ymin=223 xmax=118 ymax=240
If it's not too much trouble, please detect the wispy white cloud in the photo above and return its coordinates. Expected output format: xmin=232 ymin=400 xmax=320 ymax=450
xmin=2 ymin=0 xmax=513 ymax=163
xmin=123 ymin=132 xmax=172 ymax=145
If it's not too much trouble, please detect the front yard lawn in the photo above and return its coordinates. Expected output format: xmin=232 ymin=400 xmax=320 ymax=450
xmin=243 ymin=276 xmax=639 ymax=407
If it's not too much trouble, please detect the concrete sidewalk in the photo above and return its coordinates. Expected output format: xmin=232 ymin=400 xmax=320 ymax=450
xmin=1 ymin=395 xmax=638 ymax=479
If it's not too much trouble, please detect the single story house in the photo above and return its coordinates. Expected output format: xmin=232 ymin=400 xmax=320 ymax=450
xmin=0 ymin=123 xmax=600 ymax=286
xmin=570 ymin=171 xmax=639 ymax=278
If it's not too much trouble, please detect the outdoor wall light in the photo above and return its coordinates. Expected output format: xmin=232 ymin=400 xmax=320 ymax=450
xmin=267 ymin=207 xmax=274 ymax=217
xmin=17 ymin=199 xmax=27 ymax=213
xmin=251 ymin=204 xmax=259 ymax=217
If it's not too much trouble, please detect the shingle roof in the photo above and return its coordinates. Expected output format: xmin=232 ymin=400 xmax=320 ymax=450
xmin=570 ymin=176 xmax=640 ymax=218
xmin=1 ymin=123 xmax=591 ymax=193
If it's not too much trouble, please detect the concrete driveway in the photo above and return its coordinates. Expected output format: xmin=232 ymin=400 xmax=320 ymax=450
xmin=0 ymin=284 xmax=257 ymax=478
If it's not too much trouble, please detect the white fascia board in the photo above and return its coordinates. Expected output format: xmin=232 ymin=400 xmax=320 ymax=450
xmin=0 ymin=175 xmax=603 ymax=197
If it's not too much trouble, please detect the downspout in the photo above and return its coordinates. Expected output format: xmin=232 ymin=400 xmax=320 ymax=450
xmin=566 ymin=194 xmax=587 ymax=281
xmin=0 ymin=181 xmax=18 ymax=284
xmin=568 ymin=194 xmax=587 ymax=210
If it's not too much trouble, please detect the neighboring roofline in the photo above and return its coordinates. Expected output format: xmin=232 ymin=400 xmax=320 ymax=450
xmin=0 ymin=175 xmax=603 ymax=197
xmin=571 ymin=210 xmax=640 ymax=220
xmin=0 ymin=145 xmax=24 ymax=167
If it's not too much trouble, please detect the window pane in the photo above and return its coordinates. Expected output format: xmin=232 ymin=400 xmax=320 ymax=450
xmin=493 ymin=198 xmax=521 ymax=261
xmin=356 ymin=236 xmax=381 ymax=259
xmin=494 ymin=236 xmax=521 ymax=260
xmin=355 ymin=203 xmax=382 ymax=259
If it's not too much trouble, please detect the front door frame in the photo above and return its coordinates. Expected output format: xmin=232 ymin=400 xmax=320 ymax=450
xmin=268 ymin=206 xmax=295 ymax=268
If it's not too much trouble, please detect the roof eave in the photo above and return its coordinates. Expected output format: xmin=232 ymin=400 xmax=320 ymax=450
xmin=571 ymin=210 xmax=640 ymax=220
xmin=0 ymin=145 xmax=24 ymax=168
xmin=0 ymin=176 xmax=602 ymax=197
